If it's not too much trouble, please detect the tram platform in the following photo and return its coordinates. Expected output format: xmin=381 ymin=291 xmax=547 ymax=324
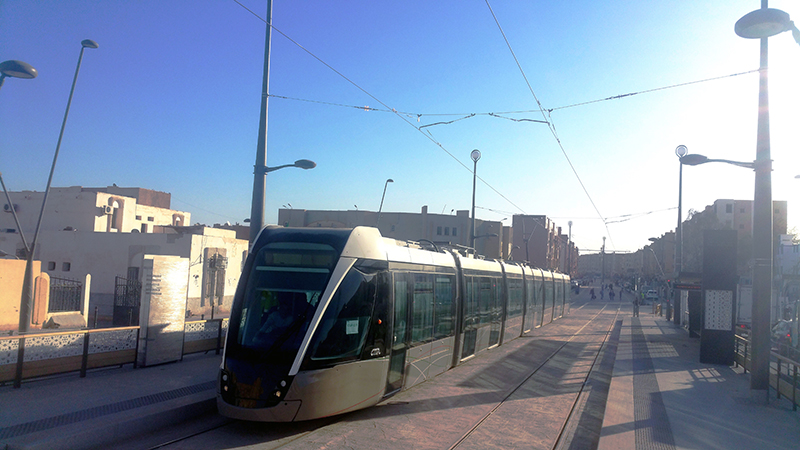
xmin=1 ymin=290 xmax=799 ymax=450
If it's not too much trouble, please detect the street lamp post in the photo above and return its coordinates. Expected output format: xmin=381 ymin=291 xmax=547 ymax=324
xmin=19 ymin=39 xmax=97 ymax=335
xmin=248 ymin=159 xmax=316 ymax=237
xmin=376 ymin=178 xmax=394 ymax=228
xmin=675 ymin=145 xmax=688 ymax=276
xmin=567 ymin=220 xmax=573 ymax=276
xmin=0 ymin=60 xmax=37 ymax=253
xmin=0 ymin=60 xmax=38 ymax=90
xmin=249 ymin=0 xmax=275 ymax=245
xmin=14 ymin=40 xmax=97 ymax=389
xmin=601 ymin=236 xmax=606 ymax=290
xmin=469 ymin=149 xmax=481 ymax=250
xmin=734 ymin=1 xmax=800 ymax=399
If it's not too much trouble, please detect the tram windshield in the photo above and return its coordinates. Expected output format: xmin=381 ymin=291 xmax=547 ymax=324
xmin=236 ymin=242 xmax=337 ymax=356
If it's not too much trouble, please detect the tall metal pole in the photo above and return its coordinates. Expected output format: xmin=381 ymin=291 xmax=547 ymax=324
xmin=249 ymin=0 xmax=274 ymax=245
xmin=749 ymin=0 xmax=772 ymax=397
xmin=601 ymin=236 xmax=606 ymax=290
xmin=675 ymin=146 xmax=687 ymax=276
xmin=376 ymin=178 xmax=393 ymax=228
xmin=18 ymin=39 xmax=97 ymax=334
xmin=567 ymin=221 xmax=573 ymax=276
xmin=469 ymin=149 xmax=481 ymax=250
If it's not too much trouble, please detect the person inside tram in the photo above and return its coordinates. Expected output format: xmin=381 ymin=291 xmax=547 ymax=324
xmin=254 ymin=292 xmax=300 ymax=346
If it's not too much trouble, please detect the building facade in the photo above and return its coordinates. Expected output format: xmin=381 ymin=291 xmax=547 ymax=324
xmin=1 ymin=186 xmax=245 ymax=328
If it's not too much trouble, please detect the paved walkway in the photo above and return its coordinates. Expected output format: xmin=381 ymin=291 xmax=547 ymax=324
xmin=599 ymin=290 xmax=800 ymax=449
xmin=1 ymin=287 xmax=799 ymax=450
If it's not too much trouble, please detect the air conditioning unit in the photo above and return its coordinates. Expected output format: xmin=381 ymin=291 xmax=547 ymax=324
xmin=102 ymin=205 xmax=113 ymax=215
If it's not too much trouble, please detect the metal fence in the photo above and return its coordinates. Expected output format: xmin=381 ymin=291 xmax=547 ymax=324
xmin=48 ymin=276 xmax=83 ymax=312
xmin=113 ymin=276 xmax=141 ymax=326
xmin=1 ymin=318 xmax=228 ymax=388
xmin=734 ymin=335 xmax=800 ymax=411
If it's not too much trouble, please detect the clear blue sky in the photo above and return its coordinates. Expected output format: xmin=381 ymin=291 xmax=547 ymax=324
xmin=2 ymin=1 xmax=798 ymax=254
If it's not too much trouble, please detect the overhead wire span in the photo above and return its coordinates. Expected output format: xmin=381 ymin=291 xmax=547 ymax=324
xmin=233 ymin=0 xmax=530 ymax=216
xmin=484 ymin=0 xmax=614 ymax=248
xmin=269 ymin=67 xmax=760 ymax=121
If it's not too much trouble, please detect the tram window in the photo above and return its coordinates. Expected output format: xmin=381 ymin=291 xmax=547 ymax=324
xmin=308 ymin=267 xmax=376 ymax=362
xmin=411 ymin=274 xmax=434 ymax=344
xmin=478 ymin=277 xmax=493 ymax=325
xmin=508 ymin=278 xmax=523 ymax=318
xmin=434 ymin=275 xmax=455 ymax=338
xmin=493 ymin=278 xmax=503 ymax=319
xmin=236 ymin=242 xmax=335 ymax=351
xmin=393 ymin=276 xmax=409 ymax=346
xmin=463 ymin=276 xmax=477 ymax=328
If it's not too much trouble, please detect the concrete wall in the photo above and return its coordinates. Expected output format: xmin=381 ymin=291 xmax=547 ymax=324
xmin=27 ymin=227 xmax=245 ymax=327
xmin=0 ymin=259 xmax=49 ymax=332
xmin=277 ymin=207 xmax=505 ymax=259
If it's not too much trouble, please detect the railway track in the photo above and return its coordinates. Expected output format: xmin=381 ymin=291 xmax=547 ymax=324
xmin=145 ymin=299 xmax=623 ymax=450
xmin=448 ymin=302 xmax=621 ymax=450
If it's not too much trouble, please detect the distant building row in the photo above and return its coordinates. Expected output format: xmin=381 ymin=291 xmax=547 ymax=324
xmin=0 ymin=186 xmax=578 ymax=331
xmin=577 ymin=199 xmax=788 ymax=280
xmin=0 ymin=186 xmax=246 ymax=330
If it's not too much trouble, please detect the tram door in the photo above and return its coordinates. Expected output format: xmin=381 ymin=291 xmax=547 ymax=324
xmin=386 ymin=275 xmax=409 ymax=394
xmin=461 ymin=276 xmax=478 ymax=359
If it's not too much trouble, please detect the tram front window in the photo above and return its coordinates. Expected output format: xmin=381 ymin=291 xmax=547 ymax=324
xmin=306 ymin=266 xmax=376 ymax=365
xmin=236 ymin=242 xmax=335 ymax=356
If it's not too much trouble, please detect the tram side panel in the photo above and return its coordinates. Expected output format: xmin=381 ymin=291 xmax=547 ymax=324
xmin=458 ymin=259 xmax=504 ymax=362
xmin=395 ymin=270 xmax=458 ymax=391
xmin=554 ymin=274 xmax=565 ymax=320
xmin=502 ymin=265 xmax=525 ymax=343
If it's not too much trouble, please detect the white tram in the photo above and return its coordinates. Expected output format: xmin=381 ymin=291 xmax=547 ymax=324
xmin=217 ymin=226 xmax=570 ymax=421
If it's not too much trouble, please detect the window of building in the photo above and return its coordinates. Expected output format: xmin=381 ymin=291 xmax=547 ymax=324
xmin=391 ymin=225 xmax=395 ymax=232
xmin=452 ymin=227 xmax=457 ymax=237
xmin=62 ymin=262 xmax=71 ymax=272
xmin=726 ymin=204 xmax=733 ymax=213
xmin=141 ymin=224 xmax=147 ymax=233
xmin=444 ymin=227 xmax=450 ymax=236
xmin=135 ymin=215 xmax=142 ymax=220
xmin=147 ymin=217 xmax=155 ymax=222
xmin=47 ymin=261 xmax=56 ymax=271
xmin=437 ymin=226 xmax=442 ymax=235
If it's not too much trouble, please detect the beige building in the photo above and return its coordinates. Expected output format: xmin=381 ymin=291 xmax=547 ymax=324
xmin=1 ymin=186 xmax=246 ymax=328
xmin=277 ymin=207 xmax=577 ymax=274
xmin=278 ymin=206 xmax=505 ymax=259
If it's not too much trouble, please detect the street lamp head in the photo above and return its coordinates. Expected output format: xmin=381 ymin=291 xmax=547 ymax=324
xmin=675 ymin=145 xmax=688 ymax=158
xmin=386 ymin=178 xmax=394 ymax=183
xmin=0 ymin=60 xmax=38 ymax=79
xmin=293 ymin=159 xmax=316 ymax=170
xmin=470 ymin=149 xmax=481 ymax=162
xmin=679 ymin=154 xmax=709 ymax=166
xmin=735 ymin=8 xmax=792 ymax=39
xmin=81 ymin=39 xmax=99 ymax=49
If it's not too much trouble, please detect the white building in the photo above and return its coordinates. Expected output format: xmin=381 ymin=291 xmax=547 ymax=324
xmin=1 ymin=186 xmax=246 ymax=327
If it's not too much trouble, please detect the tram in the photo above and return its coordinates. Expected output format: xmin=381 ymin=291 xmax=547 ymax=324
xmin=217 ymin=226 xmax=570 ymax=422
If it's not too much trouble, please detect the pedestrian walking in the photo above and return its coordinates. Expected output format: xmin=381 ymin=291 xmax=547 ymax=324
xmin=633 ymin=297 xmax=640 ymax=317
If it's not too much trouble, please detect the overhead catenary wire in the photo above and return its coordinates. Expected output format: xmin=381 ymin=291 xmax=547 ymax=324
xmin=232 ymin=0 xmax=530 ymax=216
xmin=268 ymin=67 xmax=760 ymax=123
xmin=484 ymin=0 xmax=615 ymax=249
